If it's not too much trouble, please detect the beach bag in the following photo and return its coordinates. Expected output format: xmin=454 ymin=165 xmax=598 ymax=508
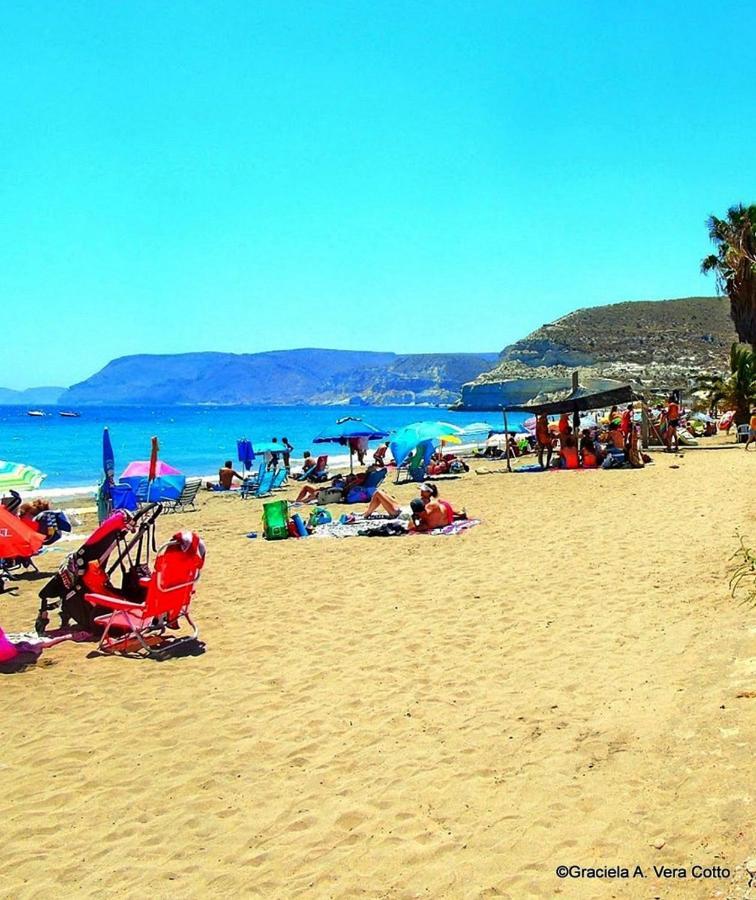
xmin=316 ymin=487 xmax=343 ymax=505
xmin=262 ymin=500 xmax=289 ymax=540
xmin=308 ymin=507 xmax=332 ymax=527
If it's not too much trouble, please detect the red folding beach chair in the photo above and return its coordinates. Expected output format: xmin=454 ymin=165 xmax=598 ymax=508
xmin=85 ymin=531 xmax=205 ymax=657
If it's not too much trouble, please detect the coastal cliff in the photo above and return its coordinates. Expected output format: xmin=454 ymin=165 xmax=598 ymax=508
xmin=458 ymin=296 xmax=736 ymax=409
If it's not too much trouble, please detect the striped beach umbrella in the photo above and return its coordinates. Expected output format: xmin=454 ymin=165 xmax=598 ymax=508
xmin=0 ymin=460 xmax=45 ymax=492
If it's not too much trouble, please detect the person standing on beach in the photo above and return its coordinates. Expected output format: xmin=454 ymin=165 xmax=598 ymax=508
xmin=536 ymin=413 xmax=553 ymax=469
xmin=745 ymin=408 xmax=756 ymax=451
xmin=666 ymin=395 xmax=680 ymax=452
xmin=267 ymin=438 xmax=281 ymax=471
xmin=621 ymin=403 xmax=634 ymax=451
xmin=281 ymin=437 xmax=294 ymax=470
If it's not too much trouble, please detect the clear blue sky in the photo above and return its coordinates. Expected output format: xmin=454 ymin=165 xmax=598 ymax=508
xmin=3 ymin=0 xmax=755 ymax=389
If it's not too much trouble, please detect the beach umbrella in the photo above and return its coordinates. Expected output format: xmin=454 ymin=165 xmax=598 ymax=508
xmin=120 ymin=458 xmax=185 ymax=502
xmin=102 ymin=428 xmax=115 ymax=481
xmin=389 ymin=421 xmax=463 ymax=468
xmin=313 ymin=417 xmax=390 ymax=472
xmin=250 ymin=441 xmax=281 ymax=454
xmin=0 ymin=460 xmax=45 ymax=493
xmin=148 ymin=436 xmax=159 ymax=484
xmin=0 ymin=505 xmax=45 ymax=558
xmin=237 ymin=439 xmax=255 ymax=472
xmin=459 ymin=422 xmax=496 ymax=436
xmin=97 ymin=428 xmax=116 ymax=524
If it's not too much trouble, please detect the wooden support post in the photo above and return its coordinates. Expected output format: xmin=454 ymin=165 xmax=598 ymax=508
xmin=502 ymin=407 xmax=512 ymax=473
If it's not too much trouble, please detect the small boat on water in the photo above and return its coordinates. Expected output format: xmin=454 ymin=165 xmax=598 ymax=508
xmin=59 ymin=411 xmax=81 ymax=418
xmin=27 ymin=410 xmax=45 ymax=417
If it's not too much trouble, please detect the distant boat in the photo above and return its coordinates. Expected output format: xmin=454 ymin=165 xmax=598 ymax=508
xmin=59 ymin=411 xmax=81 ymax=418
xmin=27 ymin=410 xmax=45 ymax=417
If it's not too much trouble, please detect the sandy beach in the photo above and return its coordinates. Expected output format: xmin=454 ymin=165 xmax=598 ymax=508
xmin=1 ymin=443 xmax=754 ymax=899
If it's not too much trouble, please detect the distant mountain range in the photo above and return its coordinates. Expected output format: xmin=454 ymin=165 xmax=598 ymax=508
xmin=53 ymin=349 xmax=499 ymax=407
xmin=0 ymin=386 xmax=65 ymax=405
xmin=2 ymin=297 xmax=736 ymax=409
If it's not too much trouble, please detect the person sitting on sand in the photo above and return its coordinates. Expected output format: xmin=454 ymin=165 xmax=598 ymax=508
xmin=745 ymin=408 xmax=756 ymax=451
xmin=579 ymin=431 xmax=600 ymax=468
xmin=297 ymin=451 xmax=316 ymax=480
xmin=607 ymin=421 xmax=625 ymax=450
xmin=536 ymin=413 xmax=553 ymax=469
xmin=364 ymin=482 xmax=462 ymax=528
xmin=208 ymin=461 xmax=244 ymax=491
xmin=559 ymin=434 xmax=580 ymax=469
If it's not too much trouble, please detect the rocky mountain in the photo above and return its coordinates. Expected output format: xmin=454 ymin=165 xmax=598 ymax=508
xmin=458 ymin=297 xmax=737 ymax=409
xmin=60 ymin=349 xmax=498 ymax=407
xmin=0 ymin=386 xmax=66 ymax=405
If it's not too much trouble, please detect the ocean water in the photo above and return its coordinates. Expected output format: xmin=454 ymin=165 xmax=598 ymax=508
xmin=0 ymin=405 xmax=527 ymax=491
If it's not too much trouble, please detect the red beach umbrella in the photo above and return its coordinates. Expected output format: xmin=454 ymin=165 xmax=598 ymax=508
xmin=0 ymin=506 xmax=45 ymax=558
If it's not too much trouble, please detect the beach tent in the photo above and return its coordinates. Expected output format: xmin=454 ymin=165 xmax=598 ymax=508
xmin=0 ymin=505 xmax=45 ymax=559
xmin=389 ymin=421 xmax=463 ymax=469
xmin=120 ymin=459 xmax=185 ymax=502
xmin=0 ymin=460 xmax=45 ymax=493
xmin=313 ymin=417 xmax=390 ymax=473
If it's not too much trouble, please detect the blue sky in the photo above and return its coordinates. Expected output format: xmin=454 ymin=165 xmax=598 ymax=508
xmin=3 ymin=0 xmax=755 ymax=389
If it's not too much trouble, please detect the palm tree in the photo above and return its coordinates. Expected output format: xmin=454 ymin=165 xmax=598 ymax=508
xmin=697 ymin=343 xmax=756 ymax=424
xmin=701 ymin=204 xmax=756 ymax=351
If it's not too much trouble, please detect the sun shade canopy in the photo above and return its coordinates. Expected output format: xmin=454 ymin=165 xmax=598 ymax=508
xmin=501 ymin=384 xmax=641 ymax=416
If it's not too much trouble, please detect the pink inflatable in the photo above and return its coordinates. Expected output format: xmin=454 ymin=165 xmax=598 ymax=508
xmin=0 ymin=626 xmax=19 ymax=663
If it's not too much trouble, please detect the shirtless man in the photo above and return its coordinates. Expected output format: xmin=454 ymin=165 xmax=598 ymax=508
xmin=208 ymin=460 xmax=244 ymax=491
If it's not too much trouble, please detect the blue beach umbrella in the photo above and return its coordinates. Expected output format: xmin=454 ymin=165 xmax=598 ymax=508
xmin=237 ymin=438 xmax=255 ymax=472
xmin=313 ymin=417 xmax=390 ymax=472
xmin=389 ymin=420 xmax=463 ymax=468
xmin=102 ymin=427 xmax=115 ymax=480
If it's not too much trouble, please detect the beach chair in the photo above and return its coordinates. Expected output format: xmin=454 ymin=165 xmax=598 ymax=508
xmin=163 ymin=477 xmax=202 ymax=514
xmin=345 ymin=467 xmax=387 ymax=503
xmin=84 ymin=531 xmax=205 ymax=657
xmin=736 ymin=423 xmax=750 ymax=443
xmin=253 ymin=468 xmax=275 ymax=499
xmin=271 ymin=468 xmax=288 ymax=490
xmin=307 ymin=455 xmax=329 ymax=483
xmin=240 ymin=463 xmax=263 ymax=498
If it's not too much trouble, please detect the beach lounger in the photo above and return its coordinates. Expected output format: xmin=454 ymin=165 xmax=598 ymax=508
xmin=345 ymin=467 xmax=387 ymax=503
xmin=271 ymin=468 xmax=288 ymax=490
xmin=84 ymin=532 xmax=205 ymax=658
xmin=162 ymin=477 xmax=202 ymax=514
xmin=252 ymin=468 xmax=275 ymax=499
xmin=307 ymin=455 xmax=329 ymax=483
xmin=240 ymin=463 xmax=265 ymax=499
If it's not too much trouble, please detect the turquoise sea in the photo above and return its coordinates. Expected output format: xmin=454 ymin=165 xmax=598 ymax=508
xmin=0 ymin=405 xmax=527 ymax=490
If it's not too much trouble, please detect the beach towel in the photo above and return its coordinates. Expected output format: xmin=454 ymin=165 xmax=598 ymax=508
xmin=309 ymin=518 xmax=481 ymax=539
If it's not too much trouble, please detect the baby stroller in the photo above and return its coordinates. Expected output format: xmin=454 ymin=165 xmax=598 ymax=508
xmin=36 ymin=504 xmax=162 ymax=635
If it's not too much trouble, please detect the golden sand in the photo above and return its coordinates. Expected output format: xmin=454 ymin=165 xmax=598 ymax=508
xmin=1 ymin=445 xmax=754 ymax=898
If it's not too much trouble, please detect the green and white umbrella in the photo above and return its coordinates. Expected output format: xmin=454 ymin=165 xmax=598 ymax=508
xmin=0 ymin=459 xmax=45 ymax=492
